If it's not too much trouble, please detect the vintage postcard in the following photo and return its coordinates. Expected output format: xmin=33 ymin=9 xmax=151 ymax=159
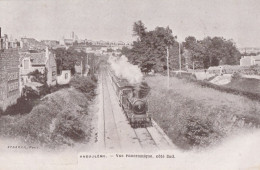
xmin=0 ymin=0 xmax=260 ymax=169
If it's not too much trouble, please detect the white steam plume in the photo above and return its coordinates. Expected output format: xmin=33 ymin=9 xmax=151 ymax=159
xmin=108 ymin=55 xmax=143 ymax=84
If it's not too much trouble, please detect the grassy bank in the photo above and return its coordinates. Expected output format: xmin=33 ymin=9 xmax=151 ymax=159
xmin=172 ymin=73 xmax=260 ymax=102
xmin=0 ymin=84 xmax=70 ymax=116
xmin=225 ymin=77 xmax=260 ymax=94
xmin=0 ymin=76 xmax=97 ymax=149
xmin=146 ymin=75 xmax=260 ymax=150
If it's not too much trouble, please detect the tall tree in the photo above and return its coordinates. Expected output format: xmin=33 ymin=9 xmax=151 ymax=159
xmin=125 ymin=21 xmax=177 ymax=73
xmin=183 ymin=36 xmax=205 ymax=69
xmin=132 ymin=20 xmax=147 ymax=40
xmin=201 ymin=37 xmax=241 ymax=67
xmin=183 ymin=36 xmax=241 ymax=69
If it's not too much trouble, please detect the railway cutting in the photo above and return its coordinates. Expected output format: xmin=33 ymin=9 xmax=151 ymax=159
xmin=96 ymin=65 xmax=175 ymax=152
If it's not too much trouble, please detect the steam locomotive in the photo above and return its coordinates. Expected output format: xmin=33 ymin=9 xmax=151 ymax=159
xmin=108 ymin=69 xmax=152 ymax=128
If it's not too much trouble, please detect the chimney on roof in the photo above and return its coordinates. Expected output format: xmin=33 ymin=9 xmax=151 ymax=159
xmin=45 ymin=46 xmax=50 ymax=60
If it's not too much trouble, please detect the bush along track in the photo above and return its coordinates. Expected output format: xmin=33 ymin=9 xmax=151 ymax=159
xmin=0 ymin=75 xmax=98 ymax=149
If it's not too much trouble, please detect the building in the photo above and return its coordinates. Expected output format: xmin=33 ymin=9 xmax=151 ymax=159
xmin=0 ymin=49 xmax=20 ymax=111
xmin=19 ymin=47 xmax=57 ymax=92
xmin=59 ymin=31 xmax=81 ymax=47
xmin=20 ymin=37 xmax=46 ymax=51
xmin=239 ymin=47 xmax=260 ymax=54
xmin=0 ymin=27 xmax=20 ymax=50
xmin=57 ymin=70 xmax=71 ymax=85
xmin=84 ymin=39 xmax=132 ymax=48
xmin=1 ymin=35 xmax=20 ymax=49
xmin=63 ymin=39 xmax=74 ymax=46
xmin=73 ymin=44 xmax=88 ymax=52
xmin=41 ymin=40 xmax=59 ymax=48
xmin=240 ymin=55 xmax=260 ymax=66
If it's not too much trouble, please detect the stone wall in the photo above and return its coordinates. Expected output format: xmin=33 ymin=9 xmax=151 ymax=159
xmin=0 ymin=49 xmax=20 ymax=111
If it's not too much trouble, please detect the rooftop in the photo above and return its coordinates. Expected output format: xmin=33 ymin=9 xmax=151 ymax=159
xmin=20 ymin=52 xmax=46 ymax=65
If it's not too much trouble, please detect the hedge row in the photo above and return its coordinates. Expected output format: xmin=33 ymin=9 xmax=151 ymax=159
xmin=208 ymin=65 xmax=260 ymax=75
xmin=172 ymin=73 xmax=260 ymax=102
xmin=195 ymin=80 xmax=260 ymax=101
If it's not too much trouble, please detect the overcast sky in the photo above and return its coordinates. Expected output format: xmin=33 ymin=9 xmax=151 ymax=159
xmin=0 ymin=0 xmax=259 ymax=47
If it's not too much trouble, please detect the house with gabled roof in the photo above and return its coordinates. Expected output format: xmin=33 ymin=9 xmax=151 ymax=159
xmin=19 ymin=47 xmax=57 ymax=92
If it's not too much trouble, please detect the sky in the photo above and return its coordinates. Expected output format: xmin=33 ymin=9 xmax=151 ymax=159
xmin=0 ymin=0 xmax=259 ymax=48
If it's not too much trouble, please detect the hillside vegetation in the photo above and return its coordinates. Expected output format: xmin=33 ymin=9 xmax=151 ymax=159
xmin=0 ymin=76 xmax=97 ymax=149
xmin=146 ymin=75 xmax=260 ymax=150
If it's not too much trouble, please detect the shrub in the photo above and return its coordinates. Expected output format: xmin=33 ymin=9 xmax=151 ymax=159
xmin=50 ymin=84 xmax=70 ymax=93
xmin=171 ymin=71 xmax=197 ymax=81
xmin=183 ymin=117 xmax=222 ymax=147
xmin=3 ymin=97 xmax=39 ymax=116
xmin=22 ymin=86 xmax=40 ymax=99
xmin=90 ymin=74 xmax=98 ymax=83
xmin=231 ymin=72 xmax=242 ymax=80
xmin=54 ymin=111 xmax=86 ymax=141
xmin=0 ymin=88 xmax=93 ymax=149
xmin=38 ymin=84 xmax=51 ymax=96
xmin=28 ymin=68 xmax=48 ymax=84
xmin=70 ymin=76 xmax=97 ymax=100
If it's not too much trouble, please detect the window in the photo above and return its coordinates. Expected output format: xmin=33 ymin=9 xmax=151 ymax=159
xmin=65 ymin=73 xmax=68 ymax=79
xmin=8 ymin=82 xmax=18 ymax=92
xmin=24 ymin=59 xmax=29 ymax=69
xmin=7 ymin=72 xmax=18 ymax=81
xmin=52 ymin=71 xmax=56 ymax=76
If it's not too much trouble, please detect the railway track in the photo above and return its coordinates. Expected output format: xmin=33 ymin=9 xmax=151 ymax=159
xmin=97 ymin=66 xmax=174 ymax=152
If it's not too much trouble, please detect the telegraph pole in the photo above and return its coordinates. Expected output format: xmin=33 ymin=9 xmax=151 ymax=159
xmin=81 ymin=57 xmax=83 ymax=76
xmin=166 ymin=46 xmax=170 ymax=89
xmin=179 ymin=41 xmax=181 ymax=70
xmin=87 ymin=53 xmax=89 ymax=65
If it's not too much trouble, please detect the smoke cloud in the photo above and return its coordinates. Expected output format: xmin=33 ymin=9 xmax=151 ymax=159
xmin=108 ymin=55 xmax=143 ymax=84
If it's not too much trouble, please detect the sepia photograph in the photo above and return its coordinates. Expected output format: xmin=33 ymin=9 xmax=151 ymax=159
xmin=0 ymin=0 xmax=260 ymax=169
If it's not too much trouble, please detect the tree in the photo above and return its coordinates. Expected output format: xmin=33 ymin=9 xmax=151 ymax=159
xmin=28 ymin=68 xmax=47 ymax=84
xmin=183 ymin=36 xmax=241 ymax=69
xmin=201 ymin=37 xmax=241 ymax=67
xmin=132 ymin=20 xmax=147 ymax=40
xmin=126 ymin=21 xmax=177 ymax=73
xmin=53 ymin=48 xmax=83 ymax=75
xmin=107 ymin=48 xmax=114 ymax=53
xmin=183 ymin=36 xmax=205 ymax=69
xmin=121 ymin=46 xmax=131 ymax=56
